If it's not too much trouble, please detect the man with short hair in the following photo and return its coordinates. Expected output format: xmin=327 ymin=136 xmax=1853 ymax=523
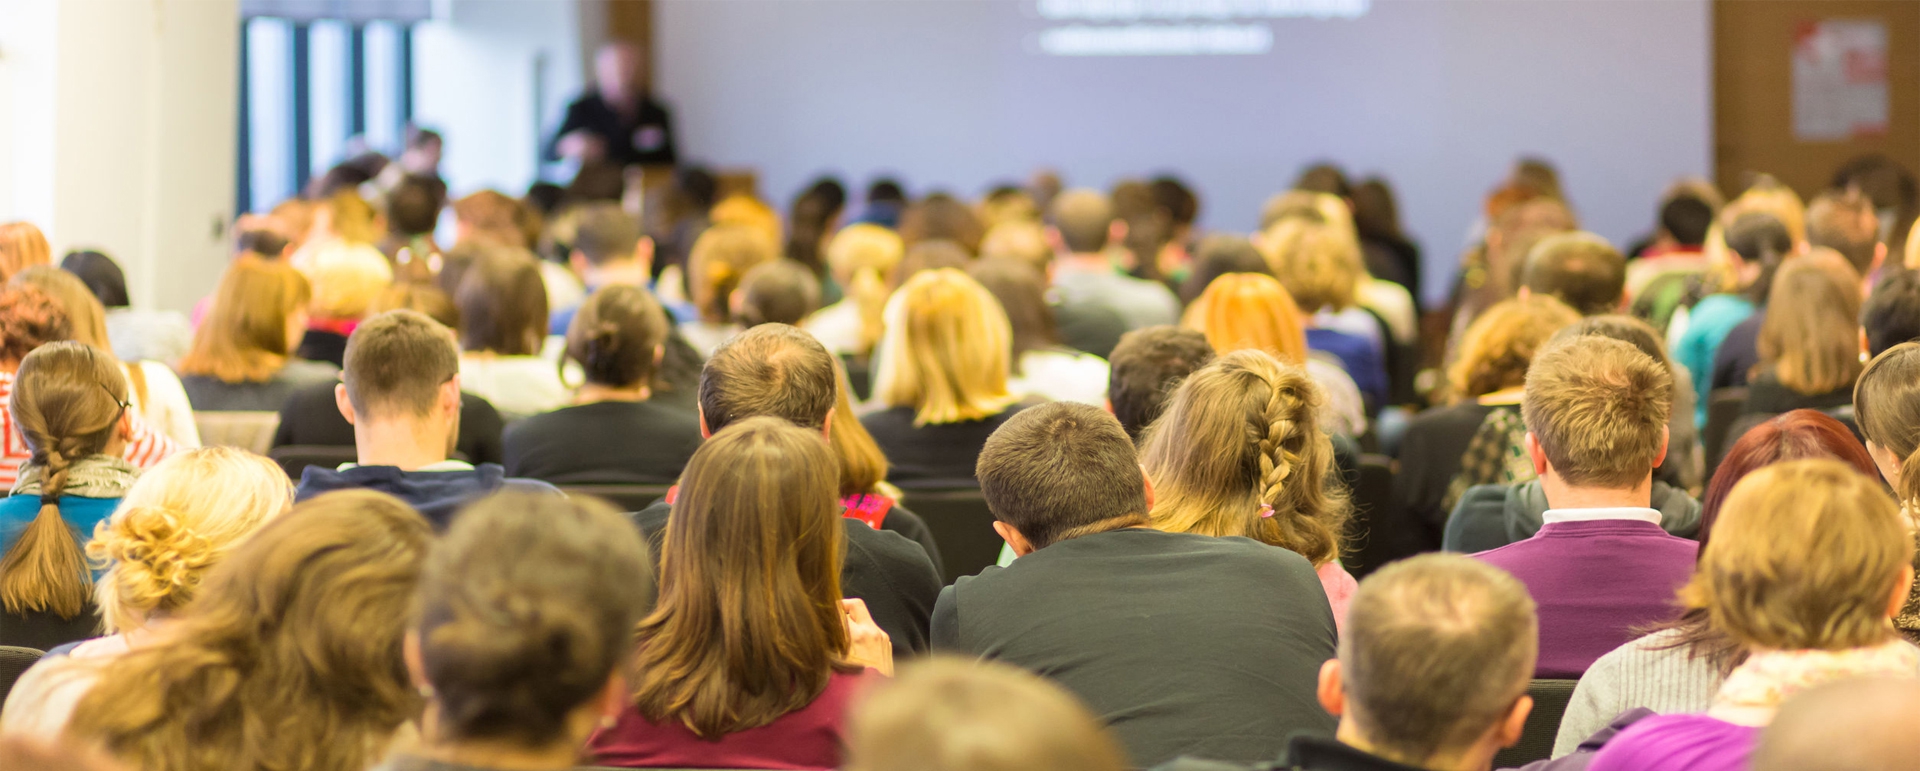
xmin=1519 ymin=232 xmax=1626 ymax=316
xmin=1048 ymin=189 xmax=1180 ymax=333
xmin=1454 ymin=336 xmax=1698 ymax=679
xmin=629 ymin=324 xmax=942 ymax=657
xmin=294 ymin=310 xmax=557 ymax=527
xmin=1751 ymin=677 xmax=1920 ymax=771
xmin=934 ymin=401 xmax=1336 ymax=767
xmin=1862 ymin=268 xmax=1920 ymax=358
xmin=1106 ymin=326 xmax=1215 ymax=441
xmin=548 ymin=203 xmax=654 ymax=334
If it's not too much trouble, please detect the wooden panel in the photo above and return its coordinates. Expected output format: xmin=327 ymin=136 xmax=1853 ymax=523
xmin=1714 ymin=0 xmax=1920 ymax=199
xmin=607 ymin=0 xmax=654 ymax=90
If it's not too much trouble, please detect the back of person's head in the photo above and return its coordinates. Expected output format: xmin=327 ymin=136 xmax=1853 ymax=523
xmin=1520 ymin=232 xmax=1625 ymax=315
xmin=0 ymin=342 xmax=127 ymax=619
xmin=1724 ymin=211 xmax=1796 ymax=301
xmin=1350 ymin=178 xmax=1402 ymax=238
xmin=59 ymin=250 xmax=130 ymax=309
xmin=414 ymin=491 xmax=652 ymax=747
xmin=899 ymin=193 xmax=984 ymax=254
xmin=1522 ymin=335 xmax=1672 ymax=488
xmin=1863 ymin=269 xmax=1920 ymax=357
xmin=1337 ymin=554 xmax=1537 ymax=767
xmin=1182 ymin=272 xmax=1309 ymax=366
xmin=709 ymin=195 xmax=784 ymax=255
xmin=235 ymin=226 xmax=292 ymax=261
xmin=1660 ymin=194 xmax=1715 ymax=247
xmin=826 ymin=223 xmax=905 ymax=356
xmin=967 ymin=257 xmax=1059 ymax=369
xmin=0 ymin=221 xmax=52 ymax=282
xmin=787 ymin=178 xmax=847 ymax=274
xmin=1753 ymin=677 xmax=1920 ymax=771
xmin=386 ymin=174 xmax=446 ymax=237
xmin=1140 ymin=349 xmax=1349 ymax=565
xmin=454 ymin=190 xmax=530 ymax=249
xmin=572 ymin=203 xmax=643 ymax=266
xmin=1180 ymin=234 xmax=1269 ymax=305
xmin=1260 ymin=218 xmax=1361 ymax=313
xmin=1107 ymin=326 xmax=1215 ymax=441
xmin=735 ymin=259 xmax=822 ymax=328
xmin=979 ymin=220 xmax=1053 ymax=272
xmin=1700 ymin=410 xmax=1876 ymax=549
xmin=1807 ymin=189 xmax=1882 ymax=275
xmin=847 ymin=657 xmax=1127 ymax=771
xmin=566 ymin=284 xmax=668 ymax=390
xmin=698 ymin=323 xmax=836 ymax=433
xmin=633 ymin=416 xmax=848 ymax=737
xmin=90 ymin=447 xmax=291 ymax=634
xmin=1547 ymin=314 xmax=1672 ymax=369
xmin=978 ymin=185 xmax=1041 ymax=230
xmin=0 ymin=284 xmax=70 ymax=364
xmin=1759 ymin=254 xmax=1863 ymax=395
xmin=369 ymin=282 xmax=459 ymax=329
xmin=891 ymin=239 xmax=973 ymax=290
xmin=301 ymin=242 xmax=394 ymax=320
xmin=876 ymin=268 xmax=1016 ymax=425
xmin=1259 ymin=190 xmax=1359 ymax=242
xmin=454 ymin=250 xmax=546 ymax=356
xmin=1854 ymin=341 xmax=1920 ymax=508
xmin=868 ymin=178 xmax=907 ymax=206
xmin=1294 ymin=163 xmax=1352 ymax=198
xmin=688 ymin=223 xmax=779 ymax=324
xmin=976 ymin=402 xmax=1148 ymax=550
xmin=319 ymin=191 xmax=381 ymax=245
xmin=68 ymin=490 xmax=432 ymax=771
xmin=1048 ymin=189 xmax=1115 ymax=254
xmin=1150 ymin=176 xmax=1199 ymax=230
xmin=829 ymin=357 xmax=892 ymax=498
xmin=13 ymin=265 xmax=111 ymax=351
xmin=344 ymin=310 xmax=460 ymax=423
xmin=1683 ymin=459 xmax=1909 ymax=652
xmin=179 ymin=257 xmax=311 ymax=383
xmin=1447 ymin=295 xmax=1581 ymax=400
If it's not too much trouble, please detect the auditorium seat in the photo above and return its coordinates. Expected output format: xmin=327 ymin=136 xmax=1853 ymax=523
xmin=270 ymin=445 xmax=358 ymax=481
xmin=1701 ymin=387 xmax=1748 ymax=479
xmin=559 ymin=484 xmax=673 ymax=512
xmin=1344 ymin=454 xmax=1399 ymax=580
xmin=899 ymin=487 xmax=999 ymax=584
xmin=0 ymin=645 xmax=44 ymax=706
xmin=1491 ymin=678 xmax=1579 ymax=768
xmin=195 ymin=411 xmax=281 ymax=455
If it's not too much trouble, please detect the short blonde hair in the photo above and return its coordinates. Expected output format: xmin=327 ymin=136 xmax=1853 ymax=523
xmin=297 ymin=241 xmax=395 ymax=319
xmin=979 ymin=221 xmax=1053 ymax=272
xmin=875 ymin=268 xmax=1016 ymax=425
xmin=1260 ymin=218 xmax=1361 ymax=313
xmin=847 ymin=657 xmax=1125 ymax=771
xmin=826 ymin=224 xmax=905 ymax=355
xmin=688 ymin=224 xmax=778 ymax=324
xmin=88 ymin=447 xmax=294 ymax=633
xmin=1181 ymin=273 xmax=1309 ymax=365
xmin=0 ymin=221 xmax=53 ymax=282
xmin=710 ymin=194 xmax=784 ymax=256
xmin=1447 ymin=295 xmax=1581 ymax=399
xmin=1521 ymin=335 xmax=1672 ymax=488
xmin=1684 ymin=459 xmax=1909 ymax=651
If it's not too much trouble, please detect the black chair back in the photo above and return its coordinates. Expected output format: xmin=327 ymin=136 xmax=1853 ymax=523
xmin=1492 ymin=678 xmax=1580 ymax=768
xmin=1344 ymin=454 xmax=1399 ymax=580
xmin=901 ymin=487 xmax=1000 ymax=584
xmin=560 ymin=485 xmax=674 ymax=513
xmin=0 ymin=645 xmax=44 ymax=706
xmin=268 ymin=445 xmax=358 ymax=481
xmin=1701 ymin=387 xmax=1748 ymax=480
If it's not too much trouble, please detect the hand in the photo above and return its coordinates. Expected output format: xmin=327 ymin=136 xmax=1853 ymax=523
xmin=841 ymin=598 xmax=893 ymax=676
xmin=557 ymin=130 xmax=607 ymax=163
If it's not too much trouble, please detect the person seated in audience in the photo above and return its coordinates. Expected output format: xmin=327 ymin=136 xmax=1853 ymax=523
xmin=177 ymin=257 xmax=340 ymax=411
xmin=863 ymin=268 xmax=1028 ymax=487
xmin=1739 ymin=254 xmax=1863 ymax=418
xmin=1 ymin=447 xmax=291 ymax=737
xmin=1552 ymin=409 xmax=1879 ymax=756
xmin=631 ymin=323 xmax=940 ymax=656
xmin=1851 ymin=341 xmax=1920 ymax=643
xmin=590 ymin=418 xmax=893 ymax=770
xmin=1863 ymin=269 xmax=1920 ymax=358
xmin=1675 ymin=211 xmax=1794 ymax=419
xmin=1183 ymin=273 xmax=1366 ymax=436
xmin=16 ymin=266 xmax=199 ymax=447
xmin=294 ymin=310 xmax=557 ymax=526
xmin=1712 ymin=191 xmax=1881 ymax=388
xmin=1260 ymin=219 xmax=1388 ymax=411
xmin=934 ymin=402 xmax=1337 ymax=766
xmin=1446 ymin=194 xmax=1576 ymax=354
xmin=1750 ymin=678 xmax=1920 ymax=771
xmin=59 ymin=249 xmax=193 ymax=367
xmin=549 ymin=203 xmax=651 ymax=335
xmin=900 ymin=192 xmax=985 ymax=254
xmin=1466 ymin=336 xmax=1698 ymax=679
xmin=59 ymin=490 xmax=432 ymax=771
xmin=1048 ymin=189 xmax=1180 ymax=332
xmin=291 ymin=240 xmax=395 ymax=368
xmin=1447 ymin=317 xmax=1704 ymax=552
xmin=1392 ymin=295 xmax=1580 ymax=555
xmin=1140 ymin=350 xmax=1356 ymax=628
xmin=375 ymin=492 xmax=651 ymax=771
xmin=453 ymin=249 xmax=569 ymax=418
xmin=805 ymin=223 xmax=903 ymax=359
xmin=1624 ymin=183 xmax=1716 ymax=298
xmin=1178 ymin=233 xmax=1268 ymax=306
xmin=0 ymin=222 xmax=51 ymax=282
xmin=969 ymin=257 xmax=1109 ymax=406
xmin=980 ymin=219 xmax=1052 ymax=273
xmin=680 ymin=223 xmax=779 ymax=356
xmin=847 ymin=657 xmax=1127 ymax=771
xmin=1577 ymin=460 xmax=1916 ymax=771
xmin=735 ymin=259 xmax=822 ymax=327
xmin=827 ymin=359 xmax=942 ymax=574
xmin=372 ymin=173 xmax=447 ymax=281
xmin=1519 ymin=232 xmax=1627 ymax=315
xmin=1262 ymin=189 xmax=1418 ymax=349
xmin=504 ymin=285 xmax=701 ymax=485
xmin=1106 ymin=325 xmax=1215 ymax=442
xmin=0 ymin=343 xmax=143 ymax=650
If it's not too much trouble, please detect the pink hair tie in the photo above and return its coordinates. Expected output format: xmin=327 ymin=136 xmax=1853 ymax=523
xmin=1259 ymin=503 xmax=1274 ymax=518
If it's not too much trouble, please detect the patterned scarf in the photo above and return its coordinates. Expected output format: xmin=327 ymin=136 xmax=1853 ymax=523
xmin=1708 ymin=640 xmax=1919 ymax=726
xmin=12 ymin=454 xmax=141 ymax=499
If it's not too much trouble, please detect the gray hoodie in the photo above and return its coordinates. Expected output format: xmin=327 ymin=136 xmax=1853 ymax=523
xmin=1442 ymin=479 xmax=1702 ymax=554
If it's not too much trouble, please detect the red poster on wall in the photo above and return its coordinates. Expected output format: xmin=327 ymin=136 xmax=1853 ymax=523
xmin=1793 ymin=19 xmax=1890 ymax=141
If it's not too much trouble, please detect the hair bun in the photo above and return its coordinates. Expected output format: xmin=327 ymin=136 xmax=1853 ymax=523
xmin=94 ymin=505 xmax=219 ymax=600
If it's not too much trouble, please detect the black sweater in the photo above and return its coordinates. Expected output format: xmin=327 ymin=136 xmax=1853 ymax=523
xmin=502 ymin=400 xmax=702 ymax=485
xmin=272 ymin=382 xmax=507 ymax=466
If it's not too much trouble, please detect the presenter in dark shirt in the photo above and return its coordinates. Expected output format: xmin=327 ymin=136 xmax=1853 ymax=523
xmin=548 ymin=41 xmax=677 ymax=167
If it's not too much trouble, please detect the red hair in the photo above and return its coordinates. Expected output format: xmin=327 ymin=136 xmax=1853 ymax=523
xmin=0 ymin=285 xmax=71 ymax=364
xmin=1700 ymin=409 xmax=1877 ymax=551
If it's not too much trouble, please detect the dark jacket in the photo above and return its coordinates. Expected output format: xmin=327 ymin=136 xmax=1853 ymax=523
xmin=295 ymin=463 xmax=560 ymax=529
xmin=272 ymin=382 xmax=507 ymax=466
xmin=1154 ymin=733 xmax=1427 ymax=771
xmin=1442 ymin=479 xmax=1702 ymax=554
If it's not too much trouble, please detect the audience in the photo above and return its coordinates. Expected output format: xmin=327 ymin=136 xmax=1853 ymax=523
xmin=177 ymin=257 xmax=340 ymax=411
xmin=935 ymin=402 xmax=1337 ymax=766
xmin=805 ymin=223 xmax=904 ymax=359
xmin=1862 ymin=268 xmax=1920 ymax=357
xmin=900 ymin=192 xmax=985 ymax=254
xmin=1260 ymin=218 xmax=1389 ymax=410
xmin=827 ymin=359 xmax=942 ymax=574
xmin=1520 ymin=232 xmax=1627 ymax=315
xmin=682 ymin=223 xmax=778 ymax=355
xmin=453 ymin=250 xmax=568 ymax=418
xmin=590 ymin=417 xmax=892 ymax=770
xmin=1178 ymin=233 xmax=1268 ymax=306
xmin=1106 ymin=325 xmax=1215 ymax=441
xmin=1675 ymin=211 xmax=1794 ymax=418
xmin=14 ymin=266 xmax=199 ymax=447
xmin=292 ymin=241 xmax=395 ymax=368
xmin=293 ymin=310 xmax=557 ymax=526
xmin=847 ymin=657 xmax=1127 ymax=771
xmin=1741 ymin=254 xmax=1864 ymax=417
xmin=1048 ymin=189 xmax=1180 ymax=331
xmin=1750 ymin=678 xmax=1920 ymax=771
xmin=1851 ymin=340 xmax=1920 ymax=643
xmin=1183 ymin=273 xmax=1365 ymax=436
xmin=549 ymin=203 xmax=651 ymax=335
xmin=59 ymin=250 xmax=193 ymax=366
xmin=734 ymin=259 xmax=822 ymax=327
xmin=968 ymin=257 xmax=1109 ymax=406
xmin=504 ymin=285 xmax=701 ymax=484
xmin=0 ymin=222 xmax=52 ymax=282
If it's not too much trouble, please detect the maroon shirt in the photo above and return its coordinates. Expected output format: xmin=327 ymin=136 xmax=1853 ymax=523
xmin=588 ymin=669 xmax=873 ymax=770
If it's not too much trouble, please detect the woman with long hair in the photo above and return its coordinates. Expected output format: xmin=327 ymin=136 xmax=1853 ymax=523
xmin=680 ymin=223 xmax=778 ymax=356
xmin=804 ymin=224 xmax=904 ymax=359
xmin=0 ymin=222 xmax=52 ymax=282
xmin=827 ymin=358 xmax=941 ymax=576
xmin=63 ymin=490 xmax=432 ymax=771
xmin=1741 ymin=254 xmax=1863 ymax=417
xmin=1183 ymin=272 xmax=1365 ymax=437
xmin=968 ymin=257 xmax=1108 ymax=406
xmin=176 ymin=257 xmax=339 ymax=411
xmin=590 ymin=417 xmax=891 ymax=769
xmin=14 ymin=266 xmax=198 ymax=446
xmin=1851 ymin=340 xmax=1920 ymax=644
xmin=1139 ymin=350 xmax=1355 ymax=628
xmin=1672 ymin=210 xmax=1795 ymax=423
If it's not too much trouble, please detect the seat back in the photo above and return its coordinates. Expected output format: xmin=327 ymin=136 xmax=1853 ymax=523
xmin=1491 ymin=678 xmax=1580 ymax=768
xmin=0 ymin=645 xmax=44 ymax=707
xmin=1701 ymin=387 xmax=1748 ymax=479
xmin=269 ymin=445 xmax=358 ymax=481
xmin=1344 ymin=453 xmax=1399 ymax=580
xmin=195 ymin=411 xmax=281 ymax=455
xmin=559 ymin=484 xmax=674 ymax=512
xmin=901 ymin=487 xmax=999 ymax=584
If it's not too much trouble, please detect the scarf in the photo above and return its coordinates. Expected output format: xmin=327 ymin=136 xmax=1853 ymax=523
xmin=12 ymin=454 xmax=141 ymax=499
xmin=1708 ymin=640 xmax=1919 ymax=725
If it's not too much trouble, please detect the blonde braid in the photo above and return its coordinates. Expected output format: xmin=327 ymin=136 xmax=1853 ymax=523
xmin=1245 ymin=354 xmax=1350 ymax=566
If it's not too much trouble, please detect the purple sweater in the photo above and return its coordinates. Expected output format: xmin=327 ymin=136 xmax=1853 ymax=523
xmin=1585 ymin=713 xmax=1757 ymax=771
xmin=1473 ymin=519 xmax=1698 ymax=678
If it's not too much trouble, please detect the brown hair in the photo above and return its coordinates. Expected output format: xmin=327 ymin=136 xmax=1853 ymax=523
xmin=688 ymin=224 xmax=779 ymax=324
xmin=12 ymin=266 xmax=110 ymax=351
xmin=415 ymin=492 xmax=652 ymax=745
xmin=1341 ymin=554 xmax=1537 ymax=765
xmin=901 ymin=193 xmax=985 ymax=254
xmin=177 ymin=257 xmax=312 ymax=383
xmin=1520 ymin=232 xmax=1626 ymax=316
xmin=830 ymin=357 xmax=892 ymax=498
xmin=67 ymin=490 xmax=432 ymax=771
xmin=976 ymin=402 xmax=1149 ymax=550
xmin=0 ymin=222 xmax=52 ymax=282
xmin=0 ymin=284 xmax=72 ymax=364
xmin=1106 ymin=326 xmax=1216 ymax=441
xmin=1447 ymin=295 xmax=1581 ymax=400
xmin=847 ymin=657 xmax=1127 ymax=771
xmin=0 ymin=342 xmax=128 ymax=618
xmin=1259 ymin=218 xmax=1361 ymax=313
xmin=736 ymin=259 xmax=822 ymax=328
xmin=1759 ymin=255 xmax=1863 ymax=395
xmin=1182 ymin=273 xmax=1310 ymax=365
xmin=631 ymin=417 xmax=851 ymax=737
xmin=454 ymin=190 xmax=530 ymax=248
xmin=697 ymin=323 xmax=837 ymax=433
xmin=1522 ymin=336 xmax=1673 ymax=488
xmin=368 ymin=282 xmax=459 ymax=329
xmin=1807 ymin=189 xmax=1881 ymax=275
xmin=1140 ymin=350 xmax=1350 ymax=566
xmin=454 ymin=250 xmax=547 ymax=356
xmin=566 ymin=284 xmax=669 ymax=389
xmin=1682 ymin=460 xmax=1908 ymax=651
xmin=1048 ymin=189 xmax=1114 ymax=254
xmin=967 ymin=257 xmax=1060 ymax=372
xmin=343 ymin=310 xmax=460 ymax=421
xmin=1854 ymin=341 xmax=1920 ymax=508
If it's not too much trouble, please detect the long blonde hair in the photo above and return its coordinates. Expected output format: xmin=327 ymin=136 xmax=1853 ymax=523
xmin=825 ymin=224 xmax=904 ymax=356
xmin=89 ymin=447 xmax=293 ymax=634
xmin=177 ymin=257 xmax=311 ymax=383
xmin=0 ymin=221 xmax=52 ymax=282
xmin=874 ymin=269 xmax=1017 ymax=425
xmin=1140 ymin=349 xmax=1349 ymax=566
xmin=1181 ymin=273 xmax=1309 ymax=365
xmin=688 ymin=224 xmax=778 ymax=324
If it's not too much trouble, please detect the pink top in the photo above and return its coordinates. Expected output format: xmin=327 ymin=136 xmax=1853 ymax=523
xmin=589 ymin=669 xmax=873 ymax=770
xmin=1317 ymin=561 xmax=1357 ymax=635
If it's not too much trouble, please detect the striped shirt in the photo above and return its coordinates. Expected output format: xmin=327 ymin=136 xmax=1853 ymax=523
xmin=0 ymin=371 xmax=181 ymax=491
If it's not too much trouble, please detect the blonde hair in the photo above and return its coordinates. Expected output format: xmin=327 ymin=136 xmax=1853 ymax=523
xmin=825 ymin=224 xmax=905 ymax=356
xmin=1683 ymin=459 xmax=1909 ymax=651
xmin=1140 ymin=349 xmax=1349 ymax=565
xmin=1706 ymin=177 xmax=1809 ymax=291
xmin=1904 ymin=216 xmax=1920 ymax=271
xmin=710 ymin=194 xmax=784 ymax=255
xmin=1522 ymin=336 xmax=1673 ymax=488
xmin=297 ymin=241 xmax=394 ymax=319
xmin=1181 ymin=273 xmax=1309 ymax=365
xmin=12 ymin=265 xmax=111 ymax=351
xmin=875 ymin=268 xmax=1017 ymax=425
xmin=1259 ymin=218 xmax=1361 ymax=313
xmin=320 ymin=192 xmax=381 ymax=246
xmin=1759 ymin=254 xmax=1864 ymax=395
xmin=1446 ymin=295 xmax=1581 ymax=400
xmin=177 ymin=257 xmax=312 ymax=383
xmin=830 ymin=357 xmax=899 ymax=500
xmin=847 ymin=657 xmax=1125 ymax=771
xmin=688 ymin=224 xmax=778 ymax=324
xmin=979 ymin=220 xmax=1053 ymax=272
xmin=0 ymin=221 xmax=53 ymax=282
xmin=89 ymin=447 xmax=293 ymax=634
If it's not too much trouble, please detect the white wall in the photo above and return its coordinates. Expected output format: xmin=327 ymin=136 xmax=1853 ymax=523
xmin=655 ymin=0 xmax=1713 ymax=303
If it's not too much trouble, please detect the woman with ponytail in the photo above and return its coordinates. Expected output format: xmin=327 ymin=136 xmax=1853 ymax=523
xmin=0 ymin=342 xmax=138 ymax=650
xmin=1852 ymin=340 xmax=1920 ymax=643
xmin=679 ymin=224 xmax=777 ymax=356
xmin=805 ymin=224 xmax=904 ymax=359
xmin=1138 ymin=349 xmax=1356 ymax=628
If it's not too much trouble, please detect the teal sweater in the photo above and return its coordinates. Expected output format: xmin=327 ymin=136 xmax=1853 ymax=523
xmin=0 ymin=495 xmax=123 ymax=557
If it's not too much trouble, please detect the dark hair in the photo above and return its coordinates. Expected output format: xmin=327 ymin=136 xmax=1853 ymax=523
xmin=60 ymin=250 xmax=130 ymax=308
xmin=736 ymin=259 xmax=823 ymax=328
xmin=892 ymin=240 xmax=972 ymax=290
xmin=698 ymin=324 xmax=837 ymax=433
xmin=976 ymin=402 xmax=1148 ymax=549
xmin=1520 ymin=233 xmax=1625 ymax=315
xmin=1294 ymin=163 xmax=1352 ymax=198
xmin=967 ymin=257 xmax=1059 ymax=373
xmin=1149 ymin=176 xmax=1199 ymax=228
xmin=344 ymin=310 xmax=460 ymax=420
xmin=900 ymin=193 xmax=984 ymax=254
xmin=387 ymin=175 xmax=446 ymax=237
xmin=867 ymin=179 xmax=907 ymax=205
xmin=234 ymin=229 xmax=290 ymax=259
xmin=1864 ymin=269 xmax=1920 ymax=357
xmin=1660 ymin=195 xmax=1714 ymax=247
xmin=1107 ymin=326 xmax=1215 ymax=440
xmin=566 ymin=285 xmax=668 ymax=389
xmin=786 ymin=180 xmax=846 ymax=276
xmin=414 ymin=491 xmax=652 ymax=746
xmin=1180 ymin=234 xmax=1270 ymax=305
xmin=1726 ymin=212 xmax=1794 ymax=304
xmin=1351 ymin=178 xmax=1403 ymax=239
xmin=407 ymin=126 xmax=443 ymax=149
xmin=572 ymin=204 xmax=643 ymax=265
xmin=454 ymin=251 xmax=547 ymax=356
xmin=1807 ymin=190 xmax=1882 ymax=275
